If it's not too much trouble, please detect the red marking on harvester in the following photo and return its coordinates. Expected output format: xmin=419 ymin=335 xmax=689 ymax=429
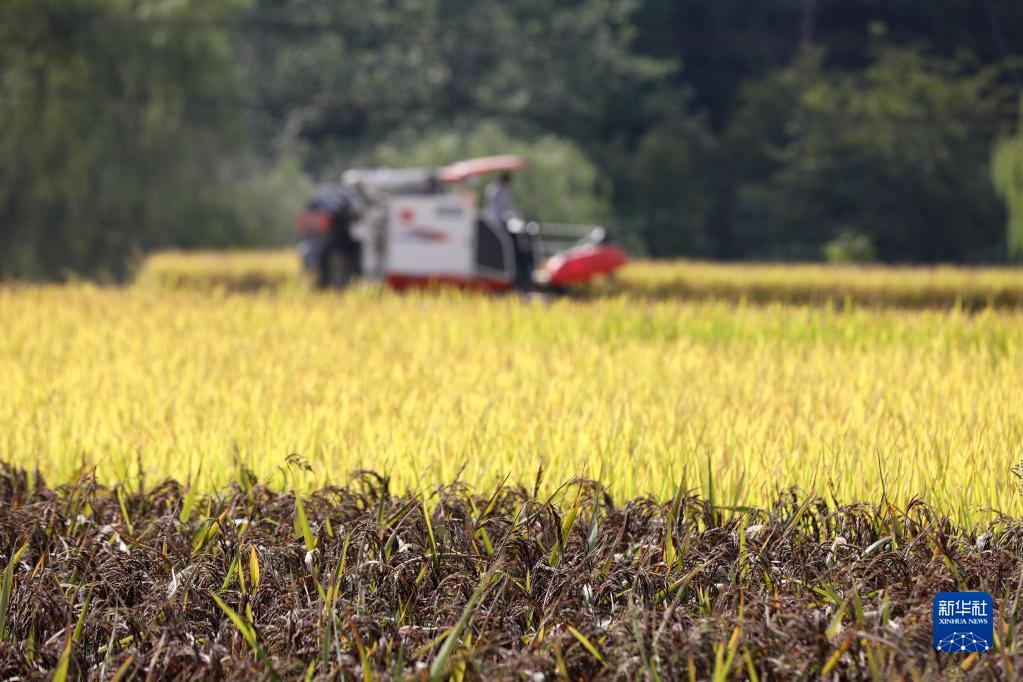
xmin=439 ymin=155 xmax=528 ymax=184
xmin=296 ymin=210 xmax=331 ymax=235
xmin=402 ymin=227 xmax=449 ymax=242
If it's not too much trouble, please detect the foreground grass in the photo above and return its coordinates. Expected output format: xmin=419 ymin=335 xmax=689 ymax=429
xmin=136 ymin=249 xmax=1023 ymax=309
xmin=2 ymin=284 xmax=1022 ymax=521
xmin=0 ymin=467 xmax=1020 ymax=679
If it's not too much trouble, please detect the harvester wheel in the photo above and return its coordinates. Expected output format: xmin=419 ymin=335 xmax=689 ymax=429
xmin=319 ymin=249 xmax=358 ymax=289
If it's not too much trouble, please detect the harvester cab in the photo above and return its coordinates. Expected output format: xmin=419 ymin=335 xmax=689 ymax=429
xmin=296 ymin=155 xmax=627 ymax=292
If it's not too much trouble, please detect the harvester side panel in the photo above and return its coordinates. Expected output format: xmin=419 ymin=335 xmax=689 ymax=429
xmin=385 ymin=196 xmax=475 ymax=278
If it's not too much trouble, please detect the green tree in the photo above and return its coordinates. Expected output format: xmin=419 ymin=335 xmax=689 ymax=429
xmin=242 ymin=0 xmax=674 ymax=159
xmin=0 ymin=0 xmax=253 ymax=280
xmin=723 ymin=50 xmax=825 ymax=258
xmin=993 ymin=98 xmax=1023 ymax=261
xmin=733 ymin=46 xmax=1015 ymax=262
xmin=237 ymin=0 xmax=447 ymax=160
xmin=618 ymin=116 xmax=717 ymax=256
xmin=444 ymin=0 xmax=673 ymax=139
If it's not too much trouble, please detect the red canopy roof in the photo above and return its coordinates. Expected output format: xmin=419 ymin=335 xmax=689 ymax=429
xmin=438 ymin=155 xmax=528 ymax=184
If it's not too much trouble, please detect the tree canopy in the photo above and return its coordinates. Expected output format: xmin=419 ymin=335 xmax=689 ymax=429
xmin=1 ymin=0 xmax=1022 ymax=279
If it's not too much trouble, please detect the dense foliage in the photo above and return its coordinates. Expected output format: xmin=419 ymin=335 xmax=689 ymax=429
xmin=2 ymin=0 xmax=1022 ymax=278
xmin=994 ymin=98 xmax=1023 ymax=260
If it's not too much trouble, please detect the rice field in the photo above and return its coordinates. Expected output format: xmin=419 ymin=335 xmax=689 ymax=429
xmin=3 ymin=281 xmax=1022 ymax=523
xmin=136 ymin=249 xmax=1023 ymax=309
xmin=134 ymin=249 xmax=301 ymax=293
xmin=613 ymin=260 xmax=1023 ymax=310
xmin=5 ymin=255 xmax=1023 ymax=679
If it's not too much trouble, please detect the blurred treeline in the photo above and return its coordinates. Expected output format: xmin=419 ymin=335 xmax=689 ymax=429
xmin=3 ymin=0 xmax=1023 ymax=279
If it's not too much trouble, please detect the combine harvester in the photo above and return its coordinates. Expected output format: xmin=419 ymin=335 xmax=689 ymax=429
xmin=296 ymin=155 xmax=627 ymax=292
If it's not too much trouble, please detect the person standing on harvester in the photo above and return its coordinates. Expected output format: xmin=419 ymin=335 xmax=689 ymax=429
xmin=485 ymin=172 xmax=518 ymax=225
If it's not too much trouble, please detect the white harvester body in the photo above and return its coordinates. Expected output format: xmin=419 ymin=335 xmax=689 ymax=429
xmin=298 ymin=155 xmax=626 ymax=291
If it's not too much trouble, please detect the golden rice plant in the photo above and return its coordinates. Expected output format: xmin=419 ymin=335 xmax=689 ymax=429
xmin=2 ymin=282 xmax=1022 ymax=524
xmin=611 ymin=260 xmax=1023 ymax=309
xmin=134 ymin=250 xmax=302 ymax=293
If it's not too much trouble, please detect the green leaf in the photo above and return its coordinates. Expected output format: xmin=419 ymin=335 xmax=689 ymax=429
xmin=249 ymin=546 xmax=261 ymax=591
xmin=52 ymin=636 xmax=72 ymax=682
xmin=179 ymin=474 xmax=202 ymax=525
xmin=209 ymin=591 xmax=281 ymax=680
xmin=72 ymin=589 xmax=92 ymax=644
xmin=0 ymin=542 xmax=28 ymax=642
xmin=116 ymin=485 xmax=134 ymax=536
xmin=294 ymin=493 xmax=316 ymax=552
xmin=429 ymin=576 xmax=489 ymax=681
xmin=567 ymin=624 xmax=607 ymax=667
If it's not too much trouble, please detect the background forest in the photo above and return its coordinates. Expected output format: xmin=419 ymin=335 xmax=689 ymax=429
xmin=3 ymin=0 xmax=1023 ymax=279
